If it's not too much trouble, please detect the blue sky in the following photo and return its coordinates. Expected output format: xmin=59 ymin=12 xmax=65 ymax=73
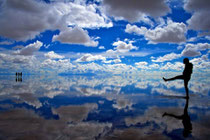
xmin=0 ymin=0 xmax=209 ymax=74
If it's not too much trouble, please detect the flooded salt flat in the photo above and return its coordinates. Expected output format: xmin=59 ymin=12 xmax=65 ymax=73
xmin=0 ymin=73 xmax=209 ymax=140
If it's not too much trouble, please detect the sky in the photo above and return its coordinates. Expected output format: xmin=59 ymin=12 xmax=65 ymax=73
xmin=0 ymin=0 xmax=209 ymax=75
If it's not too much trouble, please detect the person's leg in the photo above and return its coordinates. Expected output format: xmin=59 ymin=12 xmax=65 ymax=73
xmin=163 ymin=75 xmax=184 ymax=82
xmin=184 ymin=79 xmax=189 ymax=98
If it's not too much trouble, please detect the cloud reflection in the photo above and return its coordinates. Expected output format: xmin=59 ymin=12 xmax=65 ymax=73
xmin=0 ymin=73 xmax=209 ymax=139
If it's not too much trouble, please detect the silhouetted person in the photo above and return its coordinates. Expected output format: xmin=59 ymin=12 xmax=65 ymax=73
xmin=162 ymin=98 xmax=192 ymax=138
xmin=163 ymin=58 xmax=193 ymax=98
xmin=15 ymin=72 xmax=22 ymax=82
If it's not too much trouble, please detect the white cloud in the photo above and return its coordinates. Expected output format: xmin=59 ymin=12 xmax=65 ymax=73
xmin=0 ymin=0 xmax=112 ymax=41
xmin=152 ymin=53 xmax=181 ymax=62
xmin=102 ymin=0 xmax=170 ymax=22
xmin=146 ymin=19 xmax=187 ymax=43
xmin=149 ymin=63 xmax=160 ymax=69
xmin=52 ymin=27 xmax=98 ymax=47
xmin=103 ymin=58 xmax=121 ymax=64
xmin=112 ymin=98 xmax=133 ymax=110
xmin=177 ymin=46 xmax=184 ymax=50
xmin=125 ymin=24 xmax=147 ymax=35
xmin=112 ymin=40 xmax=138 ymax=53
xmin=181 ymin=43 xmax=210 ymax=57
xmin=99 ymin=46 xmax=105 ymax=49
xmin=152 ymin=88 xmax=183 ymax=96
xmin=76 ymin=62 xmax=105 ymax=73
xmin=190 ymin=54 xmax=210 ymax=69
xmin=0 ymin=53 xmax=35 ymax=64
xmin=76 ymin=53 xmax=106 ymax=62
xmin=187 ymin=37 xmax=197 ymax=42
xmin=184 ymin=0 xmax=210 ymax=31
xmin=44 ymin=51 xmax=64 ymax=59
xmin=64 ymin=3 xmax=113 ymax=28
xmin=135 ymin=61 xmax=148 ymax=69
xmin=13 ymin=41 xmax=43 ymax=56
xmin=103 ymin=63 xmax=137 ymax=75
xmin=0 ymin=0 xmax=61 ymax=41
xmin=135 ymin=62 xmax=160 ymax=70
xmin=205 ymin=36 xmax=210 ymax=40
xmin=160 ymin=62 xmax=184 ymax=71
xmin=187 ymin=12 xmax=210 ymax=31
xmin=0 ymin=41 xmax=13 ymax=45
xmin=42 ymin=59 xmax=74 ymax=73
xmin=125 ymin=19 xmax=187 ymax=44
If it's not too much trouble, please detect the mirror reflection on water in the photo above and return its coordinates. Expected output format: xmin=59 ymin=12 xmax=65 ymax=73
xmin=0 ymin=73 xmax=209 ymax=140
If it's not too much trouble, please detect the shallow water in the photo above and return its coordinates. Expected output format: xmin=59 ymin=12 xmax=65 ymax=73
xmin=0 ymin=73 xmax=209 ymax=140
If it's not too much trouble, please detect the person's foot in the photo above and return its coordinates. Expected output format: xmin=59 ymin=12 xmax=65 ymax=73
xmin=162 ymin=112 xmax=167 ymax=117
xmin=163 ymin=77 xmax=167 ymax=82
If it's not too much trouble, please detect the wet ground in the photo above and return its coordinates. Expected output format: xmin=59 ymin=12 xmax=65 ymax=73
xmin=0 ymin=73 xmax=209 ymax=140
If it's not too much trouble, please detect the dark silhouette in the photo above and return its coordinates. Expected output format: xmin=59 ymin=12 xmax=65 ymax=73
xmin=162 ymin=98 xmax=192 ymax=138
xmin=163 ymin=58 xmax=193 ymax=98
xmin=15 ymin=72 xmax=22 ymax=82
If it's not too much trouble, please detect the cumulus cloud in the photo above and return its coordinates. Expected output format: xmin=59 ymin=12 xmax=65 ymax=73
xmin=181 ymin=43 xmax=210 ymax=57
xmin=160 ymin=62 xmax=184 ymax=71
xmin=135 ymin=61 xmax=148 ymax=69
xmin=13 ymin=41 xmax=43 ymax=56
xmin=190 ymin=54 xmax=210 ymax=69
xmin=112 ymin=98 xmax=133 ymax=110
xmin=0 ymin=52 xmax=41 ymax=73
xmin=109 ymin=40 xmax=138 ymax=53
xmin=125 ymin=19 xmax=187 ymax=43
xmin=76 ymin=53 xmax=106 ymax=62
xmin=0 ymin=0 xmax=60 ymax=41
xmin=146 ymin=19 xmax=186 ymax=43
xmin=52 ymin=103 xmax=98 ymax=123
xmin=0 ymin=107 xmax=112 ymax=140
xmin=76 ymin=62 xmax=105 ymax=73
xmin=135 ymin=62 xmax=160 ymax=70
xmin=152 ymin=53 xmax=181 ymax=62
xmin=184 ymin=0 xmax=210 ymax=31
xmin=99 ymin=46 xmax=105 ymax=49
xmin=0 ymin=0 xmax=112 ymax=41
xmin=103 ymin=58 xmax=121 ymax=64
xmin=42 ymin=59 xmax=74 ymax=73
xmin=0 ymin=41 xmax=14 ymax=45
xmin=125 ymin=24 xmax=147 ymax=35
xmin=113 ymin=41 xmax=138 ymax=52
xmin=44 ymin=51 xmax=64 ymax=59
xmin=149 ymin=63 xmax=160 ymax=69
xmin=52 ymin=27 xmax=98 ymax=47
xmin=102 ymin=0 xmax=170 ymax=22
xmin=205 ymin=36 xmax=210 ymax=40
xmin=103 ymin=63 xmax=137 ymax=75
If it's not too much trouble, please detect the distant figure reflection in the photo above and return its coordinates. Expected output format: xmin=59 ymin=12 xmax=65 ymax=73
xmin=163 ymin=58 xmax=193 ymax=98
xmin=162 ymin=98 xmax=192 ymax=138
xmin=16 ymin=72 xmax=22 ymax=82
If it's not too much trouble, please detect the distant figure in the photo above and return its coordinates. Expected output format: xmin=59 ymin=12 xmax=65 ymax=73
xmin=163 ymin=58 xmax=193 ymax=98
xmin=162 ymin=98 xmax=192 ymax=138
xmin=15 ymin=72 xmax=22 ymax=82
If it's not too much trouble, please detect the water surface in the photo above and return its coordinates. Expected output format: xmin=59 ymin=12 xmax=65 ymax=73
xmin=0 ymin=73 xmax=209 ymax=140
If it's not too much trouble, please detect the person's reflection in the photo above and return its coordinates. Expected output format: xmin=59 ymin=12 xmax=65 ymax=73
xmin=162 ymin=98 xmax=192 ymax=137
xmin=15 ymin=72 xmax=22 ymax=82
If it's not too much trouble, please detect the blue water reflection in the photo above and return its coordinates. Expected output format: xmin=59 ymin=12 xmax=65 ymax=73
xmin=0 ymin=73 xmax=209 ymax=139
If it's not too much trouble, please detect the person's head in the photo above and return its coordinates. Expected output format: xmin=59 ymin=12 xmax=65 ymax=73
xmin=183 ymin=58 xmax=189 ymax=64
